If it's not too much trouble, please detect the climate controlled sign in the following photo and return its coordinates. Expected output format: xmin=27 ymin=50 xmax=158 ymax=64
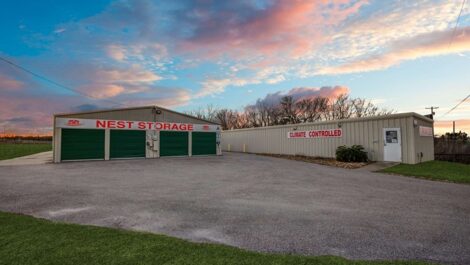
xmin=288 ymin=129 xmax=342 ymax=138
xmin=56 ymin=118 xmax=219 ymax=132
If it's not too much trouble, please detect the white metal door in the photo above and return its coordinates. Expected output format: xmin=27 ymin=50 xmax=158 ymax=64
xmin=383 ymin=128 xmax=402 ymax=162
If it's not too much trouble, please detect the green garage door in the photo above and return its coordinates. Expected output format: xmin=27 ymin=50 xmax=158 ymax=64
xmin=160 ymin=131 xmax=188 ymax=156
xmin=61 ymin=129 xmax=105 ymax=161
xmin=192 ymin=132 xmax=217 ymax=155
xmin=110 ymin=130 xmax=146 ymax=159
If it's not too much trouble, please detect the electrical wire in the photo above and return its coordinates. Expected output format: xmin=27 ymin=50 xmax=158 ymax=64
xmin=0 ymin=56 xmax=127 ymax=107
xmin=441 ymin=93 xmax=470 ymax=116
xmin=438 ymin=0 xmax=468 ymax=118
xmin=448 ymin=0 xmax=467 ymax=49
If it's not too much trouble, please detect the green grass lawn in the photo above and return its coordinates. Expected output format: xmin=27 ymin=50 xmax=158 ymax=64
xmin=0 ymin=143 xmax=51 ymax=160
xmin=0 ymin=211 xmax=431 ymax=265
xmin=380 ymin=160 xmax=470 ymax=184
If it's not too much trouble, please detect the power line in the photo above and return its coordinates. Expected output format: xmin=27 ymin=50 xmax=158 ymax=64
xmin=0 ymin=56 xmax=127 ymax=107
xmin=442 ymin=93 xmax=470 ymax=117
xmin=425 ymin=106 xmax=439 ymax=118
xmin=448 ymin=0 xmax=467 ymax=49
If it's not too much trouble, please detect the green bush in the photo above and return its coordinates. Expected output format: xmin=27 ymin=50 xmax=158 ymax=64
xmin=336 ymin=145 xmax=368 ymax=162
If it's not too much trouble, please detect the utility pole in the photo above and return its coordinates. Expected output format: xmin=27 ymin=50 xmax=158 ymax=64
xmin=425 ymin=106 xmax=439 ymax=119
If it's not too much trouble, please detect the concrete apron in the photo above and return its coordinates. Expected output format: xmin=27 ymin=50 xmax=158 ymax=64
xmin=0 ymin=151 xmax=53 ymax=166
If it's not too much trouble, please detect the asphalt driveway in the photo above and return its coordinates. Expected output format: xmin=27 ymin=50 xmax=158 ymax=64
xmin=0 ymin=152 xmax=469 ymax=264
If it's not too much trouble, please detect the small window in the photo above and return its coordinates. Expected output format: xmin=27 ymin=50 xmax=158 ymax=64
xmin=386 ymin=130 xmax=398 ymax=143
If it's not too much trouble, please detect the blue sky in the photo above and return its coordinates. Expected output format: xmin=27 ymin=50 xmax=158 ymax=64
xmin=0 ymin=0 xmax=469 ymax=135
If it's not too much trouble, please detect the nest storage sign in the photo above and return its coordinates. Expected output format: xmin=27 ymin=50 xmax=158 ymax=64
xmin=56 ymin=118 xmax=219 ymax=132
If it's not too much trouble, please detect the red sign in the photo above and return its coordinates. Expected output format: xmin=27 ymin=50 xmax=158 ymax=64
xmin=67 ymin=119 xmax=81 ymax=126
xmin=288 ymin=129 xmax=342 ymax=138
xmin=95 ymin=120 xmax=194 ymax=131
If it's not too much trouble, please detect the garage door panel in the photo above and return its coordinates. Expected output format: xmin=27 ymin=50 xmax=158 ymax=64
xmin=160 ymin=131 xmax=188 ymax=156
xmin=61 ymin=129 xmax=105 ymax=161
xmin=110 ymin=130 xmax=146 ymax=159
xmin=192 ymin=132 xmax=216 ymax=155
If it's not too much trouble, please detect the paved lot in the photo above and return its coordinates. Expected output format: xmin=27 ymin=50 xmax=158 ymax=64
xmin=0 ymin=153 xmax=469 ymax=264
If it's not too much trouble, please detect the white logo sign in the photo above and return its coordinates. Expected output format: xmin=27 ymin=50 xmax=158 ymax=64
xmin=419 ymin=126 xmax=433 ymax=137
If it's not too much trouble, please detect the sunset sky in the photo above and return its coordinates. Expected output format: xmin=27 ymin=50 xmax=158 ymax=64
xmin=0 ymin=0 xmax=469 ymax=135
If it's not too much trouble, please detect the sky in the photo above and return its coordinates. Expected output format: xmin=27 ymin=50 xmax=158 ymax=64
xmin=0 ymin=0 xmax=469 ymax=135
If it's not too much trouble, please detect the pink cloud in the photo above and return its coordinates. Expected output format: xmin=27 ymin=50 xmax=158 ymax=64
xmin=106 ymin=44 xmax=126 ymax=61
xmin=106 ymin=43 xmax=168 ymax=62
xmin=0 ymin=74 xmax=23 ymax=90
xmin=0 ymin=84 xmax=191 ymax=135
xmin=251 ymin=86 xmax=349 ymax=107
xmin=435 ymin=119 xmax=470 ymax=135
xmin=96 ymin=65 xmax=162 ymax=83
xmin=73 ymin=65 xmax=163 ymax=99
xmin=122 ymin=89 xmax=191 ymax=109
xmin=287 ymin=86 xmax=349 ymax=101
xmin=318 ymin=26 xmax=470 ymax=75
xmin=178 ymin=0 xmax=367 ymax=59
xmin=79 ymin=84 xmax=125 ymax=99
xmin=0 ymin=95 xmax=75 ymax=135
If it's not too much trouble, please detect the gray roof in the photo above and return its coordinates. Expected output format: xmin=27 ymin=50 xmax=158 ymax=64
xmin=54 ymin=105 xmax=220 ymax=125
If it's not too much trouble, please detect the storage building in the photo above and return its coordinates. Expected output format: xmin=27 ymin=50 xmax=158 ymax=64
xmin=221 ymin=112 xmax=434 ymax=164
xmin=53 ymin=106 xmax=221 ymax=163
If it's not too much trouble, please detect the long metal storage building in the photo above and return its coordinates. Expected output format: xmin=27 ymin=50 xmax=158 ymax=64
xmin=53 ymin=106 xmax=221 ymax=163
xmin=221 ymin=112 xmax=434 ymax=164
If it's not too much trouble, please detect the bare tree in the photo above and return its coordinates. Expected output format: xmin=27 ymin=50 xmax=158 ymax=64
xmin=279 ymin=96 xmax=300 ymax=124
xmin=204 ymin=104 xmax=217 ymax=122
xmin=188 ymin=93 xmax=394 ymax=130
xmin=184 ymin=107 xmax=205 ymax=120
xmin=184 ymin=104 xmax=218 ymax=122
xmin=352 ymin=98 xmax=378 ymax=118
xmin=296 ymin=97 xmax=329 ymax=123
xmin=329 ymin=94 xmax=354 ymax=120
xmin=352 ymin=98 xmax=395 ymax=117
xmin=244 ymin=106 xmax=259 ymax=127
xmin=215 ymin=109 xmax=230 ymax=130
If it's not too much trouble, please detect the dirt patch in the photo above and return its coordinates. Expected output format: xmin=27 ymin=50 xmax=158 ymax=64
xmin=257 ymin=153 xmax=369 ymax=169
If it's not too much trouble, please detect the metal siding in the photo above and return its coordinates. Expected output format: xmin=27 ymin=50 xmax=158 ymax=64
xmin=400 ymin=118 xmax=408 ymax=163
xmin=57 ymin=107 xmax=217 ymax=125
xmin=413 ymin=117 xmax=434 ymax=163
xmin=377 ymin=119 xmax=384 ymax=161
xmin=222 ymin=113 xmax=430 ymax=164
xmin=53 ymin=127 xmax=61 ymax=163
xmin=406 ymin=117 xmax=415 ymax=164
xmin=373 ymin=119 xmax=379 ymax=161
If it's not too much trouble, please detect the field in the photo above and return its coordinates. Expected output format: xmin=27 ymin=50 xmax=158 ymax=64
xmin=380 ymin=160 xmax=470 ymax=184
xmin=0 ymin=143 xmax=52 ymax=160
xmin=0 ymin=211 xmax=431 ymax=265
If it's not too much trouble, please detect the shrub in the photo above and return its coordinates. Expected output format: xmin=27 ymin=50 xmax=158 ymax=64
xmin=336 ymin=145 xmax=368 ymax=162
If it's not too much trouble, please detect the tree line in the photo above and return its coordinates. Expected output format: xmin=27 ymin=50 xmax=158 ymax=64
xmin=186 ymin=94 xmax=394 ymax=130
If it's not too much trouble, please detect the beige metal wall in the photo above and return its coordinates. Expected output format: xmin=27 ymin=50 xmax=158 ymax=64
xmin=412 ymin=116 xmax=435 ymax=163
xmin=221 ymin=112 xmax=434 ymax=164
